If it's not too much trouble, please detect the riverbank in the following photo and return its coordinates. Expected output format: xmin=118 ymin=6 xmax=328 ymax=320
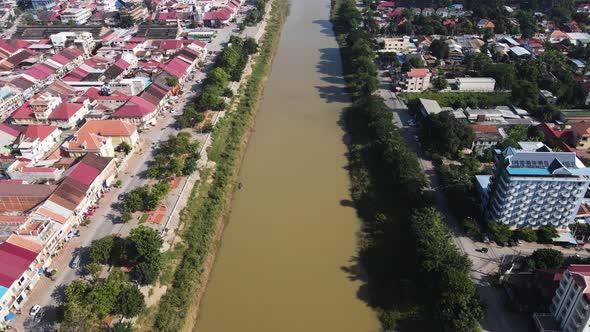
xmin=330 ymin=1 xmax=483 ymax=331
xmin=147 ymin=0 xmax=289 ymax=331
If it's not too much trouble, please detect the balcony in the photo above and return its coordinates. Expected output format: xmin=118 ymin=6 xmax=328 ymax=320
xmin=562 ymin=192 xmax=571 ymax=198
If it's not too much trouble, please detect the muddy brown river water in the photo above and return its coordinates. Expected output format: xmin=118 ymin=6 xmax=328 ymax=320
xmin=194 ymin=0 xmax=379 ymax=330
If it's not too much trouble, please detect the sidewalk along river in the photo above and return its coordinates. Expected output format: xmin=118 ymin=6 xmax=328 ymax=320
xmin=193 ymin=0 xmax=379 ymax=331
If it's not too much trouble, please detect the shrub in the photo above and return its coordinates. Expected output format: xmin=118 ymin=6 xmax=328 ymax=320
xmin=462 ymin=217 xmax=481 ymax=238
xmin=514 ymin=227 xmax=537 ymax=242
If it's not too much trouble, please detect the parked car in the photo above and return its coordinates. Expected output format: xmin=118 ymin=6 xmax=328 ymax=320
xmin=30 ymin=305 xmax=41 ymax=317
xmin=508 ymin=239 xmax=517 ymax=247
xmin=70 ymin=254 xmax=80 ymax=269
xmin=481 ymin=233 xmax=490 ymax=244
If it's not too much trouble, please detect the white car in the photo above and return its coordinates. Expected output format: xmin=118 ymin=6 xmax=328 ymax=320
xmin=30 ymin=305 xmax=41 ymax=317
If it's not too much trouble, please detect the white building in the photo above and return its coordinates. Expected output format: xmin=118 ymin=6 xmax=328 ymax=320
xmin=50 ymin=32 xmax=95 ymax=55
xmin=96 ymin=0 xmax=116 ymax=12
xmin=108 ymin=78 xmax=146 ymax=96
xmin=0 ymin=84 xmax=24 ymax=117
xmin=542 ymin=265 xmax=590 ymax=332
xmin=455 ymin=77 xmax=496 ymax=92
xmin=380 ymin=36 xmax=412 ymax=53
xmin=16 ymin=125 xmax=61 ymax=162
xmin=60 ymin=7 xmax=92 ymax=25
xmin=404 ymin=68 xmax=431 ymax=92
xmin=478 ymin=142 xmax=590 ymax=228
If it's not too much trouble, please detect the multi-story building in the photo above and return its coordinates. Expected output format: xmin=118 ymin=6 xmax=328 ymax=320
xmin=478 ymin=142 xmax=590 ymax=228
xmin=50 ymin=32 xmax=95 ymax=55
xmin=404 ymin=68 xmax=431 ymax=92
xmin=31 ymin=0 xmax=56 ymax=10
xmin=60 ymin=7 xmax=92 ymax=25
xmin=16 ymin=125 xmax=61 ymax=162
xmin=121 ymin=4 xmax=149 ymax=22
xmin=96 ymin=0 xmax=116 ymax=12
xmin=0 ymin=84 xmax=24 ymax=117
xmin=108 ymin=78 xmax=147 ymax=96
xmin=544 ymin=265 xmax=590 ymax=332
xmin=381 ymin=36 xmax=411 ymax=53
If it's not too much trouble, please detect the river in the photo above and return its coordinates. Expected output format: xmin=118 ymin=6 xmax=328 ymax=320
xmin=193 ymin=0 xmax=379 ymax=331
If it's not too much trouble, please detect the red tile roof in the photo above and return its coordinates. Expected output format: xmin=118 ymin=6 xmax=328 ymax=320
xmin=23 ymin=125 xmax=59 ymax=141
xmin=407 ymin=68 xmax=429 ymax=77
xmin=203 ymin=8 xmax=231 ymax=21
xmin=469 ymin=124 xmax=499 ymax=133
xmin=163 ymin=57 xmax=190 ymax=78
xmin=83 ymin=87 xmax=130 ymax=102
xmin=0 ymin=123 xmax=22 ymax=137
xmin=69 ymin=162 xmax=101 ymax=185
xmin=0 ymin=242 xmax=38 ymax=288
xmin=24 ymin=63 xmax=56 ymax=80
xmin=11 ymin=102 xmax=33 ymax=119
xmin=47 ymin=102 xmax=83 ymax=120
xmin=537 ymin=123 xmax=566 ymax=139
xmin=112 ymin=96 xmax=156 ymax=118
xmin=78 ymin=120 xmax=137 ymax=137
xmin=0 ymin=39 xmax=32 ymax=55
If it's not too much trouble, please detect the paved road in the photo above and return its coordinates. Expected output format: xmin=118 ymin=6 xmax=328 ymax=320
xmin=378 ymin=76 xmax=532 ymax=332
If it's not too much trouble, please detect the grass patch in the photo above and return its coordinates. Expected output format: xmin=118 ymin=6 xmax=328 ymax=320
xmin=159 ymin=243 xmax=185 ymax=286
xmin=139 ymin=214 xmax=149 ymax=224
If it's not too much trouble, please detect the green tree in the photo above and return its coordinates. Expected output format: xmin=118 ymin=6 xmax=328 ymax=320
xmin=114 ymin=285 xmax=145 ymax=318
xmin=408 ymin=57 xmax=425 ymax=68
xmin=488 ymin=222 xmax=512 ymax=242
xmin=128 ymin=225 xmax=162 ymax=263
xmin=433 ymin=76 xmax=448 ymax=90
xmin=165 ymin=77 xmax=179 ymax=87
xmin=511 ymin=80 xmax=539 ymax=108
xmin=89 ymin=235 xmax=114 ymax=264
xmin=87 ymin=262 xmax=102 ymax=280
xmin=119 ymin=15 xmax=135 ymax=28
xmin=537 ymin=226 xmax=558 ymax=243
xmin=482 ymin=27 xmax=495 ymax=41
xmin=429 ymin=39 xmax=450 ymax=59
xmin=111 ymin=321 xmax=133 ymax=332
xmin=483 ymin=63 xmax=516 ymax=90
xmin=242 ymin=37 xmax=258 ymax=54
xmin=462 ymin=217 xmax=481 ymax=237
xmin=529 ymin=249 xmax=564 ymax=269
xmin=411 ymin=208 xmax=483 ymax=330
xmin=421 ymin=111 xmax=474 ymax=157
xmin=123 ymin=186 xmax=148 ymax=213
xmin=206 ymin=68 xmax=229 ymax=90
xmin=514 ymin=227 xmax=537 ymax=242
xmin=116 ymin=142 xmax=132 ymax=155
xmin=133 ymin=260 xmax=161 ymax=285
xmin=218 ymin=46 xmax=240 ymax=72
xmin=378 ymin=52 xmax=398 ymax=67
